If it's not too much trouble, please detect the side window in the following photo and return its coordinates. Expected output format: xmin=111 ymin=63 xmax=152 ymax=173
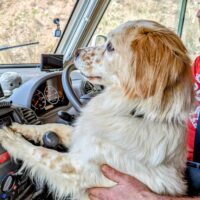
xmin=181 ymin=0 xmax=200 ymax=60
xmin=90 ymin=0 xmax=180 ymax=45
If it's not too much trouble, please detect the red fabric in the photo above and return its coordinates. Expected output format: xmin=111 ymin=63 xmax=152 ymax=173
xmin=187 ymin=56 xmax=200 ymax=160
xmin=0 ymin=152 xmax=10 ymax=164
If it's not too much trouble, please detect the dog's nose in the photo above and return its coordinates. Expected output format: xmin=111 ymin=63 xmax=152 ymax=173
xmin=74 ymin=49 xmax=81 ymax=59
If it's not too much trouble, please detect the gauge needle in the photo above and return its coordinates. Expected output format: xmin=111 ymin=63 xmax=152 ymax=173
xmin=35 ymin=100 xmax=39 ymax=106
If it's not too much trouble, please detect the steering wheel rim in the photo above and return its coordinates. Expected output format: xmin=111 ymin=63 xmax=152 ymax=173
xmin=62 ymin=63 xmax=82 ymax=112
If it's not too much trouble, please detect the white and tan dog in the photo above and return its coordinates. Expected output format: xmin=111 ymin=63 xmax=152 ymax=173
xmin=0 ymin=20 xmax=194 ymax=199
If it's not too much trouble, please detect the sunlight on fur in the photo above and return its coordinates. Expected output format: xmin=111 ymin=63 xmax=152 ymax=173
xmin=0 ymin=20 xmax=194 ymax=199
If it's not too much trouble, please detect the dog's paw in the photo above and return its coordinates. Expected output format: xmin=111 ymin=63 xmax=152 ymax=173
xmin=9 ymin=122 xmax=20 ymax=131
xmin=0 ymin=127 xmax=10 ymax=142
xmin=0 ymin=127 xmax=22 ymax=147
xmin=0 ymin=127 xmax=33 ymax=163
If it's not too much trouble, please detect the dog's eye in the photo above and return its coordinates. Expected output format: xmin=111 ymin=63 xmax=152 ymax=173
xmin=106 ymin=42 xmax=114 ymax=52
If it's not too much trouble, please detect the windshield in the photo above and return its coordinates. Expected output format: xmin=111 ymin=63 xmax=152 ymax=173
xmin=0 ymin=0 xmax=76 ymax=65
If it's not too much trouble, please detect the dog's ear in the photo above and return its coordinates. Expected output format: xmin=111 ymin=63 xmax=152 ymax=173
xmin=124 ymin=27 xmax=193 ymax=102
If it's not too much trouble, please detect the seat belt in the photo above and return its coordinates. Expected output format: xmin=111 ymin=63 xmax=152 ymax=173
xmin=193 ymin=114 xmax=200 ymax=162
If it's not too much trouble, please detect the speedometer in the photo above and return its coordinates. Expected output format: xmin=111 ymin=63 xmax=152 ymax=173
xmin=31 ymin=90 xmax=46 ymax=110
xmin=44 ymin=86 xmax=59 ymax=105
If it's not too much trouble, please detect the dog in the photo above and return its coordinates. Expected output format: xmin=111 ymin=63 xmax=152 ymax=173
xmin=0 ymin=20 xmax=194 ymax=199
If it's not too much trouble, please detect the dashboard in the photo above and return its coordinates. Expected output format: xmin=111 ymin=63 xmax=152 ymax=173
xmin=9 ymin=72 xmax=71 ymax=119
xmin=9 ymin=71 xmax=91 ymax=120
xmin=31 ymin=75 xmax=69 ymax=116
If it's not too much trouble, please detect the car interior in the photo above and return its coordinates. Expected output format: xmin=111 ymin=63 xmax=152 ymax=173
xmin=0 ymin=0 xmax=199 ymax=199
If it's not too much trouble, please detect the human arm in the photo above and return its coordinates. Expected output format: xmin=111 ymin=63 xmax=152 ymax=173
xmin=87 ymin=165 xmax=200 ymax=200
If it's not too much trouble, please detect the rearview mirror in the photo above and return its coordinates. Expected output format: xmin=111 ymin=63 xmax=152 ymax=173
xmin=53 ymin=18 xmax=61 ymax=37
xmin=91 ymin=35 xmax=107 ymax=46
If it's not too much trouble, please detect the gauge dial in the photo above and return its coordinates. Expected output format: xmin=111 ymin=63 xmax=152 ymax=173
xmin=44 ymin=86 xmax=59 ymax=105
xmin=31 ymin=90 xmax=46 ymax=110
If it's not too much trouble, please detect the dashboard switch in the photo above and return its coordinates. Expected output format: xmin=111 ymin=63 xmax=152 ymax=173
xmin=1 ymin=193 xmax=7 ymax=199
xmin=1 ymin=174 xmax=16 ymax=193
xmin=58 ymin=111 xmax=75 ymax=123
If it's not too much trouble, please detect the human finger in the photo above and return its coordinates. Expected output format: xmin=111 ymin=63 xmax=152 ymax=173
xmin=87 ymin=187 xmax=110 ymax=199
xmin=89 ymin=194 xmax=100 ymax=200
xmin=101 ymin=164 xmax=127 ymax=183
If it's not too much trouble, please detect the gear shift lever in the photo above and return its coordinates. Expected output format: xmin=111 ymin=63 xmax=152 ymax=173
xmin=43 ymin=131 xmax=59 ymax=148
xmin=42 ymin=131 xmax=68 ymax=152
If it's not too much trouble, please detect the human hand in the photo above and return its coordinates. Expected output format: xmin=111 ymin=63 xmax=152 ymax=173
xmin=87 ymin=165 xmax=157 ymax=200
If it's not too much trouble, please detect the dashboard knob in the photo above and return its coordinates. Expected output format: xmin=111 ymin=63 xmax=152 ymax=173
xmin=42 ymin=131 xmax=59 ymax=148
xmin=58 ymin=111 xmax=75 ymax=123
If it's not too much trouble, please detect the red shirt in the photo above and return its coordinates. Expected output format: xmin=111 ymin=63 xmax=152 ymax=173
xmin=187 ymin=56 xmax=200 ymax=160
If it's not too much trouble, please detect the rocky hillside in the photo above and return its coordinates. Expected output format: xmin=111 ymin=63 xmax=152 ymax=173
xmin=94 ymin=0 xmax=200 ymax=60
xmin=0 ymin=0 xmax=199 ymax=64
xmin=0 ymin=0 xmax=75 ymax=64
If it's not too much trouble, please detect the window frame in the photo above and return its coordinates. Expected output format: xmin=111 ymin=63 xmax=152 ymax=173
xmin=60 ymin=0 xmax=188 ymax=63
xmin=177 ymin=0 xmax=188 ymax=37
xmin=55 ymin=0 xmax=111 ymax=61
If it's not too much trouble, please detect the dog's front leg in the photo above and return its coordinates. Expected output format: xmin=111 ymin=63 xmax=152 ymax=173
xmin=0 ymin=127 xmax=89 ymax=199
xmin=10 ymin=123 xmax=72 ymax=147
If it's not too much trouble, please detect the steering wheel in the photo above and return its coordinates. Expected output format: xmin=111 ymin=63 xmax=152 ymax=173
xmin=62 ymin=63 xmax=83 ymax=112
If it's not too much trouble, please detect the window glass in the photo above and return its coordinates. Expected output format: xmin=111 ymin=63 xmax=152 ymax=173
xmin=90 ymin=0 xmax=180 ymax=45
xmin=181 ymin=0 xmax=200 ymax=60
xmin=0 ymin=0 xmax=76 ymax=64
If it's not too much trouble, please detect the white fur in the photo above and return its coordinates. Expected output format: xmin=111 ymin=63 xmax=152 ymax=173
xmin=0 ymin=20 xmax=193 ymax=199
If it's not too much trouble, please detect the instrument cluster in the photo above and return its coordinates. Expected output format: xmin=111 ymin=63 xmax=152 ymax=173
xmin=31 ymin=75 xmax=69 ymax=116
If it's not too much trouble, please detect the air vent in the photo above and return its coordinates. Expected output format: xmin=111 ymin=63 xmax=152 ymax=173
xmin=0 ymin=101 xmax=12 ymax=108
xmin=18 ymin=108 xmax=42 ymax=125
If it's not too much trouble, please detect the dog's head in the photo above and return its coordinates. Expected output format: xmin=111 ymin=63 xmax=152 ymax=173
xmin=74 ymin=20 xmax=194 ymax=118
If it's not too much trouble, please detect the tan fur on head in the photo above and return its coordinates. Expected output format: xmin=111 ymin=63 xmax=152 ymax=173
xmin=126 ymin=24 xmax=194 ymax=119
xmin=129 ymin=26 xmax=191 ymax=98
